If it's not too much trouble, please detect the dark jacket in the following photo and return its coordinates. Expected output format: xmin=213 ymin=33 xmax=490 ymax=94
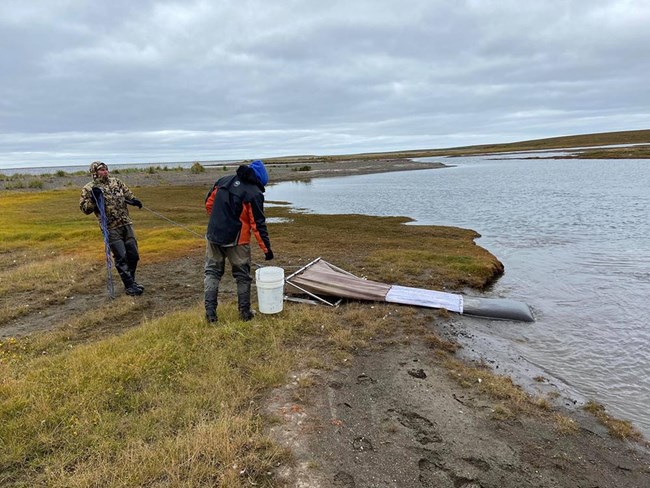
xmin=205 ymin=165 xmax=271 ymax=253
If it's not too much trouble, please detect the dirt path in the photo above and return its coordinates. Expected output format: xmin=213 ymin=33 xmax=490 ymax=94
xmin=1 ymin=252 xmax=214 ymax=340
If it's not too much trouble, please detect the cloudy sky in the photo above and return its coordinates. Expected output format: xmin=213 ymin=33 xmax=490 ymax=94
xmin=1 ymin=0 xmax=649 ymax=169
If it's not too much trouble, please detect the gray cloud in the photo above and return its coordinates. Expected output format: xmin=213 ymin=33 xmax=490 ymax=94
xmin=1 ymin=0 xmax=649 ymax=168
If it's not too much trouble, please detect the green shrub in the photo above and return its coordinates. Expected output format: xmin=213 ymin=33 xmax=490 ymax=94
xmin=28 ymin=180 xmax=44 ymax=189
xmin=292 ymin=165 xmax=312 ymax=172
xmin=55 ymin=170 xmax=66 ymax=177
xmin=190 ymin=162 xmax=205 ymax=174
xmin=6 ymin=181 xmax=25 ymax=189
xmin=147 ymin=166 xmax=157 ymax=174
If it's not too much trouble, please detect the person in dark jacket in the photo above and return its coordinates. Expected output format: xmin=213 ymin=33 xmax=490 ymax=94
xmin=80 ymin=161 xmax=144 ymax=296
xmin=204 ymin=159 xmax=273 ymax=322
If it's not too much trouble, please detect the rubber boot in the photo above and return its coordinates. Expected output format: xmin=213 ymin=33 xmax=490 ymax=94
xmin=117 ymin=270 xmax=141 ymax=296
xmin=125 ymin=284 xmax=143 ymax=296
xmin=204 ymin=280 xmax=219 ymax=324
xmin=125 ymin=236 xmax=141 ymax=290
xmin=204 ymin=293 xmax=218 ymax=323
xmin=120 ymin=268 xmax=141 ymax=296
xmin=237 ymin=281 xmax=254 ymax=321
xmin=131 ymin=271 xmax=144 ymax=292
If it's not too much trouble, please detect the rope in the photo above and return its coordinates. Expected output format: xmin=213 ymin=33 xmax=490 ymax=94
xmin=140 ymin=205 xmax=306 ymax=268
xmin=141 ymin=205 xmax=205 ymax=238
xmin=93 ymin=191 xmax=115 ymax=299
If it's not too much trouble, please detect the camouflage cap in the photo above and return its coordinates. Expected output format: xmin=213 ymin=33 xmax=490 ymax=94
xmin=89 ymin=161 xmax=108 ymax=175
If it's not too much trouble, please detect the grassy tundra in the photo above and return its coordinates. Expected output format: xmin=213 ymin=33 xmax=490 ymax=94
xmin=0 ymin=181 xmax=502 ymax=486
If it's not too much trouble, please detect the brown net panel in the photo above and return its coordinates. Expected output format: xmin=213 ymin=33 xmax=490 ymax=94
xmin=287 ymin=260 xmax=391 ymax=302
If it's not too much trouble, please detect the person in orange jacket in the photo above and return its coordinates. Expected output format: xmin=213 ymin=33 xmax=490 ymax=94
xmin=204 ymin=160 xmax=273 ymax=323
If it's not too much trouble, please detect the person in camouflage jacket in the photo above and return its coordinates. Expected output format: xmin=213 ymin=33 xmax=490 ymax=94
xmin=80 ymin=161 xmax=144 ymax=296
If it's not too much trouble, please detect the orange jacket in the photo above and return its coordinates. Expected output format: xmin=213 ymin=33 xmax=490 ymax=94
xmin=205 ymin=166 xmax=271 ymax=253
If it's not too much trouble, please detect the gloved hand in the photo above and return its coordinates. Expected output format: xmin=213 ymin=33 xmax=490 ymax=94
xmin=91 ymin=186 xmax=102 ymax=200
xmin=264 ymin=250 xmax=274 ymax=261
xmin=126 ymin=198 xmax=143 ymax=209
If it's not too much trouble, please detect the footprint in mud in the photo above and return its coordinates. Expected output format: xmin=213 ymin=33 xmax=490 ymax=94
xmin=419 ymin=455 xmax=483 ymax=488
xmin=388 ymin=409 xmax=442 ymax=445
xmin=418 ymin=458 xmax=452 ymax=487
xmin=463 ymin=456 xmax=491 ymax=472
xmin=356 ymin=373 xmax=376 ymax=384
xmin=352 ymin=436 xmax=374 ymax=452
xmin=333 ymin=471 xmax=355 ymax=487
xmin=329 ymin=381 xmax=344 ymax=390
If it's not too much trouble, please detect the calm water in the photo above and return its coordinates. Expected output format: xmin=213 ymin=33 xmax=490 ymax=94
xmin=266 ymin=156 xmax=650 ymax=437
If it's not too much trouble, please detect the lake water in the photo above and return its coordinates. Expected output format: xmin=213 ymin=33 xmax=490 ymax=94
xmin=266 ymin=155 xmax=650 ymax=437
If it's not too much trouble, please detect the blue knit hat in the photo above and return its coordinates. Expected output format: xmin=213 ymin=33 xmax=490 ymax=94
xmin=249 ymin=160 xmax=269 ymax=186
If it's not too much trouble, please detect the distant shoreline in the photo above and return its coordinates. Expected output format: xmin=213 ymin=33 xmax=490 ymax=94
xmin=0 ymin=160 xmax=240 ymax=177
xmin=0 ymin=158 xmax=446 ymax=192
xmin=2 ymin=132 xmax=650 ymax=191
xmin=2 ymin=128 xmax=649 ymax=176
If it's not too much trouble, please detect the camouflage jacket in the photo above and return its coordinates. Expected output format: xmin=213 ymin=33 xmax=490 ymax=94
xmin=80 ymin=177 xmax=137 ymax=230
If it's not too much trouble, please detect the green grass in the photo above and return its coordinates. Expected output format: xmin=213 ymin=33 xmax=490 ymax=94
xmin=270 ymin=210 xmax=502 ymax=290
xmin=554 ymin=145 xmax=650 ymax=159
xmin=1 ymin=184 xmax=501 ymax=288
xmin=0 ymin=304 xmax=294 ymax=486
xmin=0 ymin=183 xmax=513 ymax=486
xmin=0 ymin=298 xmax=406 ymax=486
xmin=583 ymin=400 xmax=644 ymax=442
xmin=0 ymin=186 xmax=206 ymax=261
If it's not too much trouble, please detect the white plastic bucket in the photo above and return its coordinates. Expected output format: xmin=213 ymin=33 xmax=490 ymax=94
xmin=255 ymin=266 xmax=285 ymax=314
